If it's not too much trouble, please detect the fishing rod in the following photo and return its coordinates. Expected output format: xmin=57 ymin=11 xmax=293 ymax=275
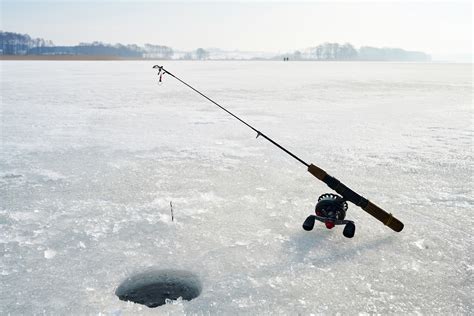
xmin=153 ymin=65 xmax=404 ymax=235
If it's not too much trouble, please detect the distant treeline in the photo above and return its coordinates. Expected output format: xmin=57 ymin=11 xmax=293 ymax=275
xmin=1 ymin=31 xmax=54 ymax=55
xmin=1 ymin=31 xmax=430 ymax=61
xmin=0 ymin=32 xmax=174 ymax=58
xmin=281 ymin=42 xmax=430 ymax=61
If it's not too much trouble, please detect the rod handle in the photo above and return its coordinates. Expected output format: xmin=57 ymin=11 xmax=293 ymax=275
xmin=307 ymin=164 xmax=327 ymax=180
xmin=362 ymin=201 xmax=404 ymax=232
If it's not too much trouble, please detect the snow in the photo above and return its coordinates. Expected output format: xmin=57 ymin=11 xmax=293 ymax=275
xmin=44 ymin=249 xmax=57 ymax=259
xmin=1 ymin=61 xmax=473 ymax=314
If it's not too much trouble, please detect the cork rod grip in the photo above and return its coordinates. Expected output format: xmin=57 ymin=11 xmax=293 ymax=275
xmin=363 ymin=201 xmax=404 ymax=232
xmin=307 ymin=164 xmax=327 ymax=180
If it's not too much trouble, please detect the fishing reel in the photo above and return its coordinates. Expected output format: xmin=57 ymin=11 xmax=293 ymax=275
xmin=302 ymin=193 xmax=356 ymax=238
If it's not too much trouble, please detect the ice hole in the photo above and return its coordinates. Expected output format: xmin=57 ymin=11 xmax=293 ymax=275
xmin=115 ymin=269 xmax=202 ymax=308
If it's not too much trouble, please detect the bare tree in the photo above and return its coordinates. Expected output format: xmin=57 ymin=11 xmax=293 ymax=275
xmin=195 ymin=48 xmax=209 ymax=60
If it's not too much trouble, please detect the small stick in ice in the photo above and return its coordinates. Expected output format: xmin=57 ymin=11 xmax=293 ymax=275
xmin=170 ymin=201 xmax=174 ymax=222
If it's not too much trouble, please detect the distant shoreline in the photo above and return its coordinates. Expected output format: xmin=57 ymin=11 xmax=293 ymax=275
xmin=0 ymin=55 xmax=469 ymax=63
xmin=0 ymin=55 xmax=146 ymax=61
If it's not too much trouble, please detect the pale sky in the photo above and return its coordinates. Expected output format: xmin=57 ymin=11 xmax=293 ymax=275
xmin=1 ymin=1 xmax=472 ymax=60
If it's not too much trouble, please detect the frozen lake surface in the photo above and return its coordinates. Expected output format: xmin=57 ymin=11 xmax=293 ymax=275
xmin=1 ymin=61 xmax=472 ymax=314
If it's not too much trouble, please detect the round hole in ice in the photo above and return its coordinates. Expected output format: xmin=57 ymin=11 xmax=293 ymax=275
xmin=115 ymin=269 xmax=202 ymax=308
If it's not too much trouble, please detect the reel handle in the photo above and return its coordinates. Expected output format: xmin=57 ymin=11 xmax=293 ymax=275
xmin=307 ymin=164 xmax=404 ymax=232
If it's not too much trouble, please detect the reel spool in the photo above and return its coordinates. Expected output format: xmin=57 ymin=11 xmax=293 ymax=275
xmin=315 ymin=193 xmax=348 ymax=221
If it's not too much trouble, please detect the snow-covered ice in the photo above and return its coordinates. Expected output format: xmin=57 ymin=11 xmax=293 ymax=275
xmin=0 ymin=61 xmax=472 ymax=314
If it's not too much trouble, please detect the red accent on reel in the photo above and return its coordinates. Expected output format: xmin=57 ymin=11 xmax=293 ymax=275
xmin=325 ymin=221 xmax=335 ymax=229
